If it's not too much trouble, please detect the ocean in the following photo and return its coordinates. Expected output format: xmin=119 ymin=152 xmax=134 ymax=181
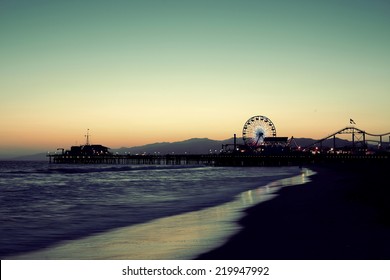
xmin=0 ymin=161 xmax=312 ymax=259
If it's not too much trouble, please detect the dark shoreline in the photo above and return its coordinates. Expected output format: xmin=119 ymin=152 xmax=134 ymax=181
xmin=197 ymin=162 xmax=390 ymax=260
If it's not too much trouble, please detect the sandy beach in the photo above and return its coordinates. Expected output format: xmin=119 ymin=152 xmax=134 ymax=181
xmin=197 ymin=162 xmax=390 ymax=260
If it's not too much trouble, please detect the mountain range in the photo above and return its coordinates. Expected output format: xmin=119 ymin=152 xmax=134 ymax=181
xmin=7 ymin=136 xmax=356 ymax=161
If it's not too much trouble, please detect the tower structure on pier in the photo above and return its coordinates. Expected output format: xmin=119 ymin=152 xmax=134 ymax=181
xmin=85 ymin=129 xmax=90 ymax=146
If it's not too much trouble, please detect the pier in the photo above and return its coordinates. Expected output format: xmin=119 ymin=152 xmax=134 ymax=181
xmin=47 ymin=121 xmax=390 ymax=166
xmin=47 ymin=153 xmax=390 ymax=166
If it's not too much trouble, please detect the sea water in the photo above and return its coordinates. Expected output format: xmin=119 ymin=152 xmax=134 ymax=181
xmin=0 ymin=161 xmax=310 ymax=259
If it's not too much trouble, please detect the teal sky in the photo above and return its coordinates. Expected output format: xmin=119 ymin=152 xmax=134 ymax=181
xmin=1 ymin=0 xmax=389 ymax=157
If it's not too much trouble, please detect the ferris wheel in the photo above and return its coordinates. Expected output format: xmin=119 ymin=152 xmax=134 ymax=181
xmin=242 ymin=115 xmax=277 ymax=149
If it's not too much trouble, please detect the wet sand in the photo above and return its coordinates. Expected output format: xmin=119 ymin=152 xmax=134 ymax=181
xmin=197 ymin=162 xmax=390 ymax=259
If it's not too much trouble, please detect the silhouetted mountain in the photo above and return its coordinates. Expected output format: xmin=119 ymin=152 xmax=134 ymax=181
xmin=114 ymin=136 xmax=360 ymax=155
xmin=7 ymin=136 xmax=367 ymax=160
xmin=113 ymin=138 xmax=240 ymax=155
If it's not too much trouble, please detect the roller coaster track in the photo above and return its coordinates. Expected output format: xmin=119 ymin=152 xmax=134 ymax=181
xmin=304 ymin=126 xmax=390 ymax=150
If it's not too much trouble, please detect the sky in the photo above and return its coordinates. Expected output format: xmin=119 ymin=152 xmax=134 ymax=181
xmin=1 ymin=0 xmax=389 ymax=157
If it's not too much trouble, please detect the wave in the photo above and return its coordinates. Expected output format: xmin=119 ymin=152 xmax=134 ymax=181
xmin=49 ymin=164 xmax=209 ymax=174
xmin=2 ymin=163 xmax=209 ymax=175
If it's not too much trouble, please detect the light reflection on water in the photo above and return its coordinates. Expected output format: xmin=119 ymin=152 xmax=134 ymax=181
xmin=9 ymin=168 xmax=315 ymax=260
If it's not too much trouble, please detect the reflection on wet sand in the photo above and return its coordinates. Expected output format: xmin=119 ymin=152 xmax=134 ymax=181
xmin=10 ymin=168 xmax=314 ymax=260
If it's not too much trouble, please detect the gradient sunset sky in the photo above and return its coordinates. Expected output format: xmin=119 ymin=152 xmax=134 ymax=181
xmin=1 ymin=0 xmax=389 ymax=157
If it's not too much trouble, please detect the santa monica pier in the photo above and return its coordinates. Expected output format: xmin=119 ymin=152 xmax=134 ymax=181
xmin=47 ymin=115 xmax=390 ymax=166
